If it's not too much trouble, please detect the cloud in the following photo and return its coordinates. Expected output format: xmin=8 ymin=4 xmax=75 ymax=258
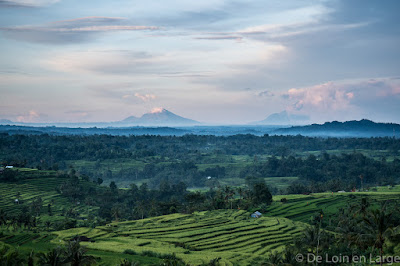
xmin=285 ymin=82 xmax=354 ymax=112
xmin=16 ymin=110 xmax=46 ymax=122
xmin=195 ymin=36 xmax=243 ymax=42
xmin=150 ymin=107 xmax=164 ymax=114
xmin=258 ymin=90 xmax=275 ymax=97
xmin=44 ymin=39 xmax=287 ymax=78
xmin=189 ymin=4 xmax=366 ymax=44
xmin=134 ymin=93 xmax=156 ymax=102
xmin=282 ymin=78 xmax=400 ymax=122
xmin=121 ymin=93 xmax=156 ymax=102
xmin=45 ymin=50 xmax=169 ymax=75
xmin=0 ymin=16 xmax=159 ymax=44
xmin=64 ymin=110 xmax=90 ymax=118
xmin=199 ymin=21 xmax=370 ymax=45
xmin=0 ymin=0 xmax=59 ymax=7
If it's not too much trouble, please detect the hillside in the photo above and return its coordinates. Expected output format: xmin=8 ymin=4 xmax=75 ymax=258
xmin=52 ymin=210 xmax=306 ymax=265
xmin=121 ymin=108 xmax=200 ymax=126
xmin=0 ymin=169 xmax=98 ymax=221
xmin=274 ymin=119 xmax=400 ymax=137
xmin=1 ymin=169 xmax=400 ymax=265
xmin=255 ymin=111 xmax=290 ymax=125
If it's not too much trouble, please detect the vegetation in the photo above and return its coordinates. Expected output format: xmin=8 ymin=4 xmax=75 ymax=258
xmin=1 ymin=132 xmax=400 ymax=264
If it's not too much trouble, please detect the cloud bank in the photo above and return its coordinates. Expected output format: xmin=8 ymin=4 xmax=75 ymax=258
xmin=0 ymin=0 xmax=59 ymax=7
xmin=283 ymin=78 xmax=400 ymax=123
xmin=0 ymin=16 xmax=159 ymax=44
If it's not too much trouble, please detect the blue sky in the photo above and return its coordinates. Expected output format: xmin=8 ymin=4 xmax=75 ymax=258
xmin=0 ymin=0 xmax=399 ymax=124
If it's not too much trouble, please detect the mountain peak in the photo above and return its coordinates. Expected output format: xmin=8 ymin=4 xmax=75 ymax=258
xmin=150 ymin=107 xmax=167 ymax=114
xmin=121 ymin=108 xmax=199 ymax=126
xmin=0 ymin=119 xmax=14 ymax=124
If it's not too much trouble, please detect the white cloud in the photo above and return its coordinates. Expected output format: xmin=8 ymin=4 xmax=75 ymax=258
xmin=0 ymin=0 xmax=59 ymax=7
xmin=16 ymin=110 xmax=41 ymax=122
xmin=285 ymin=82 xmax=354 ymax=111
xmin=282 ymin=78 xmax=400 ymax=123
xmin=0 ymin=16 xmax=159 ymax=44
xmin=258 ymin=90 xmax=275 ymax=97
xmin=150 ymin=107 xmax=164 ymax=114
xmin=134 ymin=93 xmax=156 ymax=102
xmin=44 ymin=40 xmax=288 ymax=78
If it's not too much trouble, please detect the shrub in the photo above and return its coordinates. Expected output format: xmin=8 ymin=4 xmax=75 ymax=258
xmin=123 ymin=249 xmax=138 ymax=255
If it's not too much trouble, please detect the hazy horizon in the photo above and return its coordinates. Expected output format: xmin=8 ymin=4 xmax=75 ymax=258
xmin=1 ymin=0 xmax=399 ymax=124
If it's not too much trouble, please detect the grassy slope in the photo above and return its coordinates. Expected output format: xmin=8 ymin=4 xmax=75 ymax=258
xmin=269 ymin=191 xmax=400 ymax=223
xmin=0 ymin=169 xmax=160 ymax=265
xmin=1 ymin=170 xmax=400 ymax=265
xmin=52 ymin=210 xmax=306 ymax=265
xmin=0 ymin=169 xmax=97 ymax=220
xmin=52 ymin=190 xmax=400 ymax=265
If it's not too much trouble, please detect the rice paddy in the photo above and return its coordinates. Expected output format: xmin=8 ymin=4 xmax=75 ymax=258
xmin=1 ymin=171 xmax=400 ymax=265
xmin=52 ymin=210 xmax=307 ymax=265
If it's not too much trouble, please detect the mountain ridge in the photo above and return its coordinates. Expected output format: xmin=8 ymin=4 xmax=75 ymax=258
xmin=273 ymin=119 xmax=400 ymax=137
xmin=121 ymin=108 xmax=200 ymax=126
xmin=0 ymin=109 xmax=200 ymax=127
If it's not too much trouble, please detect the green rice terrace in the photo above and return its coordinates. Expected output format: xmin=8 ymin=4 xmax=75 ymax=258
xmin=1 ymin=169 xmax=400 ymax=265
xmin=50 ymin=210 xmax=306 ymax=265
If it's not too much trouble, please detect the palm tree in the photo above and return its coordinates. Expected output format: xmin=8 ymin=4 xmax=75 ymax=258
xmin=362 ymin=203 xmax=394 ymax=266
xmin=350 ymin=197 xmax=370 ymax=218
xmin=27 ymin=250 xmax=34 ymax=266
xmin=282 ymin=245 xmax=302 ymax=266
xmin=36 ymin=247 xmax=65 ymax=266
xmin=223 ymin=186 xmax=235 ymax=209
xmin=64 ymin=240 xmax=96 ymax=266
xmin=301 ymin=226 xmax=319 ymax=251
xmin=0 ymin=246 xmax=26 ymax=266
xmin=135 ymin=201 xmax=146 ymax=220
xmin=236 ymin=187 xmax=243 ymax=200
xmin=260 ymin=251 xmax=284 ymax=266
xmin=45 ymin=221 xmax=52 ymax=231
xmin=0 ymin=209 xmax=7 ymax=227
xmin=9 ymin=216 xmax=19 ymax=231
xmin=111 ymin=205 xmax=121 ymax=222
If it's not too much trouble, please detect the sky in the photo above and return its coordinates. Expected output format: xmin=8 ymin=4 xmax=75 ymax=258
xmin=0 ymin=0 xmax=399 ymax=125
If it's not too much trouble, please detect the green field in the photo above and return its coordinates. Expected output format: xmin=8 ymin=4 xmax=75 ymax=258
xmin=48 ymin=210 xmax=305 ymax=265
xmin=268 ymin=191 xmax=400 ymax=223
xmin=0 ymin=169 xmax=98 ymax=222
xmin=1 ymin=170 xmax=400 ymax=265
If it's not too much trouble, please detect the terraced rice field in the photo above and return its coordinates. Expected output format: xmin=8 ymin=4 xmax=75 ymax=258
xmin=53 ymin=210 xmax=307 ymax=265
xmin=2 ymin=170 xmax=399 ymax=265
xmin=268 ymin=192 xmax=400 ymax=223
xmin=0 ymin=170 xmax=96 ymax=219
xmin=0 ymin=178 xmax=67 ymax=214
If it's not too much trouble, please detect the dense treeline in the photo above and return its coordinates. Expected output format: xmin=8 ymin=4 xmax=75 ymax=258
xmin=0 ymin=171 xmax=272 ymax=228
xmin=241 ymin=153 xmax=400 ymax=193
xmin=1 ymin=133 xmax=399 ymax=167
xmin=1 ymin=133 xmax=400 ymax=191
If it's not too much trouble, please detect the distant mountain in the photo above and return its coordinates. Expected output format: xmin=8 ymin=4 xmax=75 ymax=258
xmin=0 ymin=119 xmax=14 ymax=124
xmin=122 ymin=115 xmax=139 ymax=123
xmin=254 ymin=111 xmax=309 ymax=125
xmin=121 ymin=108 xmax=200 ymax=126
xmin=274 ymin=119 xmax=400 ymax=138
xmin=0 ymin=125 xmax=190 ymax=136
xmin=257 ymin=111 xmax=290 ymax=125
xmin=0 ymin=109 xmax=199 ymax=128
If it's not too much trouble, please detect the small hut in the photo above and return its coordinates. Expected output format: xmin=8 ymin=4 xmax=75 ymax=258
xmin=251 ymin=211 xmax=262 ymax=218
